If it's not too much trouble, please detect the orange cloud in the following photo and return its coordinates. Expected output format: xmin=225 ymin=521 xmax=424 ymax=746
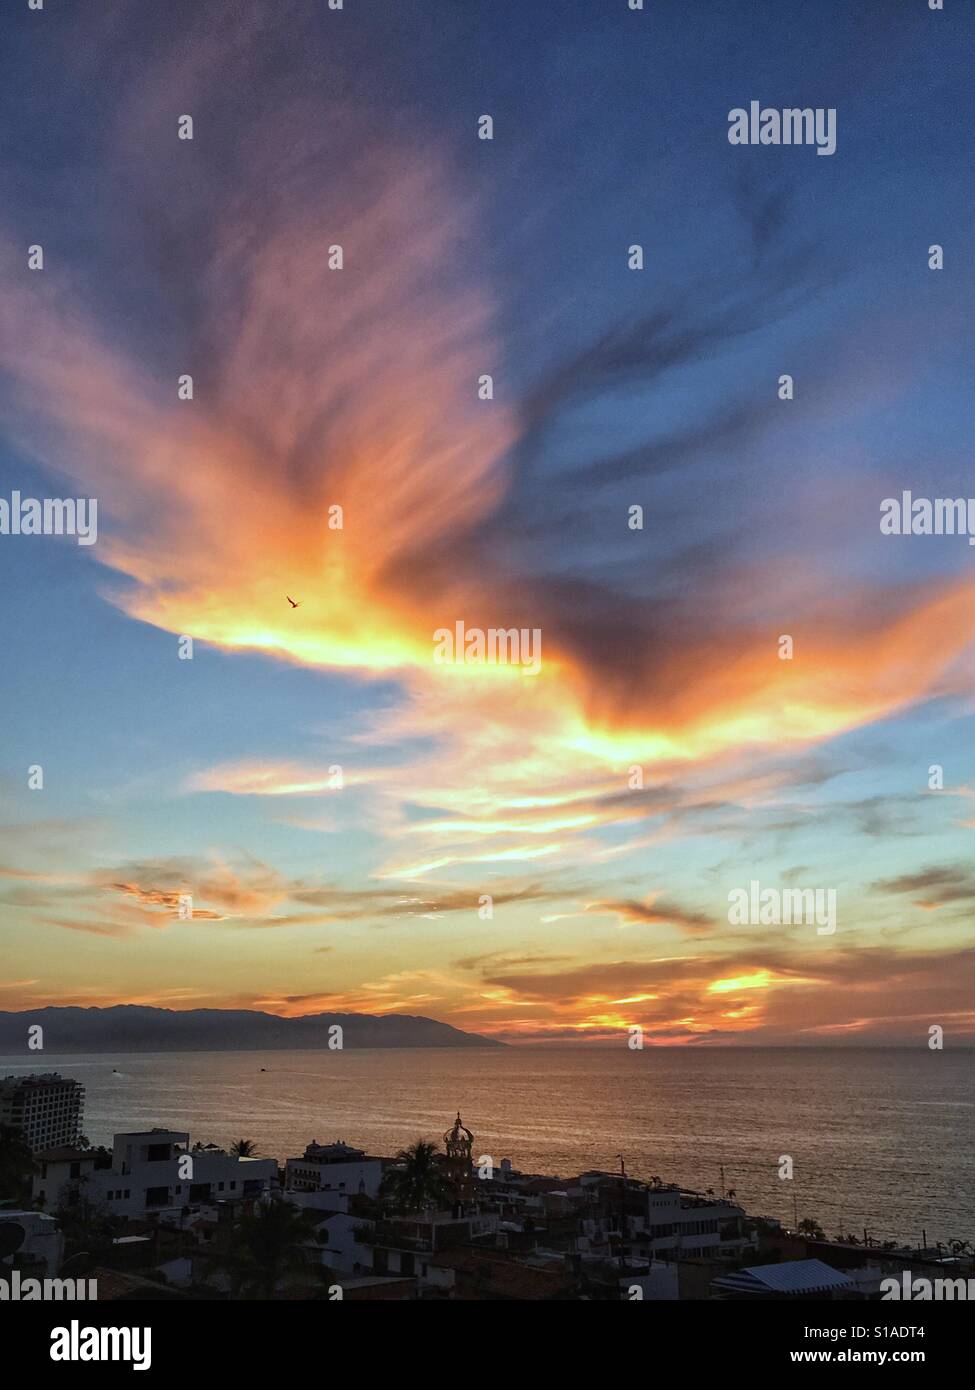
xmin=2 ymin=112 xmax=973 ymax=896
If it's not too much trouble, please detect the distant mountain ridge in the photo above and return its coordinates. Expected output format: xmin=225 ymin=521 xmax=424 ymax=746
xmin=0 ymin=1005 xmax=505 ymax=1053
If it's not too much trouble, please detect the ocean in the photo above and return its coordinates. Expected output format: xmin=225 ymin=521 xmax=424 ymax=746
xmin=5 ymin=1046 xmax=972 ymax=1247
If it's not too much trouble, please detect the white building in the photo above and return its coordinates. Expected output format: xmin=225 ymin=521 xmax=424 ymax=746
xmin=633 ymin=1184 xmax=756 ymax=1261
xmin=0 ymin=1073 xmax=85 ymax=1152
xmin=301 ymin=1210 xmax=375 ymax=1275
xmin=34 ymin=1146 xmax=98 ymax=1212
xmin=285 ymin=1140 xmax=384 ymax=1202
xmin=34 ymin=1128 xmax=277 ymax=1222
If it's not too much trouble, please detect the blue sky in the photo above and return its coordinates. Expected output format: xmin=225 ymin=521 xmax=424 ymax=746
xmin=1 ymin=0 xmax=974 ymax=1042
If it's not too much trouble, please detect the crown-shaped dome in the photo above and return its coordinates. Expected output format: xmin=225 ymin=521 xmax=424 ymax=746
xmin=444 ymin=1111 xmax=473 ymax=1152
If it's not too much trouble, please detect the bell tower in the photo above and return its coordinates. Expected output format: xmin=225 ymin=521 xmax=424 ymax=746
xmin=443 ymin=1112 xmax=475 ymax=1200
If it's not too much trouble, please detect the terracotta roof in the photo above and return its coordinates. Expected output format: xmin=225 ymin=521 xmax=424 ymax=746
xmin=427 ymin=1249 xmax=575 ymax=1299
xmin=87 ymin=1268 xmax=188 ymax=1300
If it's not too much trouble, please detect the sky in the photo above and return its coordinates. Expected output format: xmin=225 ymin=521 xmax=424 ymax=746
xmin=1 ymin=0 xmax=974 ymax=1045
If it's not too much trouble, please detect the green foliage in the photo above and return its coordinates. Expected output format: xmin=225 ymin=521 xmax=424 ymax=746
xmin=205 ymin=1198 xmax=319 ymax=1299
xmin=379 ymin=1139 xmax=449 ymax=1214
xmin=56 ymin=1183 xmax=125 ymax=1266
xmin=0 ymin=1125 xmax=35 ymax=1206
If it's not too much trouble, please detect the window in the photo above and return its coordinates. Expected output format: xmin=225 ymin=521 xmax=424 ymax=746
xmin=145 ymin=1186 xmax=169 ymax=1207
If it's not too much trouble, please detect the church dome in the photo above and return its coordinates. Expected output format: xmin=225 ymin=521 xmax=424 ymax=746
xmin=444 ymin=1111 xmax=473 ymax=1152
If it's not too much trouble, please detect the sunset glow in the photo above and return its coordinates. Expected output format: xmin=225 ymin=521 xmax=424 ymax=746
xmin=1 ymin=0 xmax=974 ymax=1055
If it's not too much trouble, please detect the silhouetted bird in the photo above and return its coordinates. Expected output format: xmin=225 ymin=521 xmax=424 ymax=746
xmin=286 ymin=596 xmax=301 ymax=608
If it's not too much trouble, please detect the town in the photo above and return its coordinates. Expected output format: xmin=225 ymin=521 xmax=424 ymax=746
xmin=1 ymin=1072 xmax=971 ymax=1302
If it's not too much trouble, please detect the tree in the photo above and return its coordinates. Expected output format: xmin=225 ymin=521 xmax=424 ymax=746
xmin=379 ymin=1140 xmax=450 ymax=1213
xmin=205 ymin=1198 xmax=318 ymax=1299
xmin=55 ymin=1184 xmax=124 ymax=1268
xmin=230 ymin=1139 xmax=258 ymax=1158
xmin=798 ymin=1218 xmax=826 ymax=1240
xmin=0 ymin=1125 xmax=35 ymax=1206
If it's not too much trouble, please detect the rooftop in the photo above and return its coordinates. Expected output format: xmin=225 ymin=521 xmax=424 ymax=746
xmin=427 ymin=1248 xmax=575 ymax=1299
xmin=713 ymin=1259 xmax=853 ymax=1297
xmin=1 ymin=1073 xmax=79 ymax=1086
xmin=297 ymin=1141 xmax=373 ymax=1163
xmin=87 ymin=1267 xmax=187 ymax=1301
xmin=116 ymin=1128 xmax=189 ymax=1138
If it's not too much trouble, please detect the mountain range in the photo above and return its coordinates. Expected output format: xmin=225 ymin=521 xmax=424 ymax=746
xmin=0 ymin=1006 xmax=505 ymax=1053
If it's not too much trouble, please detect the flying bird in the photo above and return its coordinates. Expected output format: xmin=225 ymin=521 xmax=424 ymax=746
xmin=286 ymin=595 xmax=301 ymax=608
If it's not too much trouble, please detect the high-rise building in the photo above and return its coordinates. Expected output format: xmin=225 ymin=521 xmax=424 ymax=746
xmin=0 ymin=1073 xmax=85 ymax=1152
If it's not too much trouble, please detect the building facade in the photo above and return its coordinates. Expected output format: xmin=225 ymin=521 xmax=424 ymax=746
xmin=0 ymin=1073 xmax=85 ymax=1152
xmin=34 ymin=1128 xmax=276 ymax=1221
xmin=635 ymin=1183 xmax=756 ymax=1261
xmin=284 ymin=1140 xmax=384 ymax=1202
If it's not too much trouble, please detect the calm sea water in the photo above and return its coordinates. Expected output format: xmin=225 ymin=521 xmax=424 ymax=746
xmin=5 ymin=1047 xmax=972 ymax=1246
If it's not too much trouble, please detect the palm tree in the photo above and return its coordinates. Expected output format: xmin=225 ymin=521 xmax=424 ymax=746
xmin=206 ymin=1198 xmax=318 ymax=1299
xmin=230 ymin=1139 xmax=258 ymax=1158
xmin=0 ymin=1124 xmax=35 ymax=1206
xmin=379 ymin=1139 xmax=449 ymax=1213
